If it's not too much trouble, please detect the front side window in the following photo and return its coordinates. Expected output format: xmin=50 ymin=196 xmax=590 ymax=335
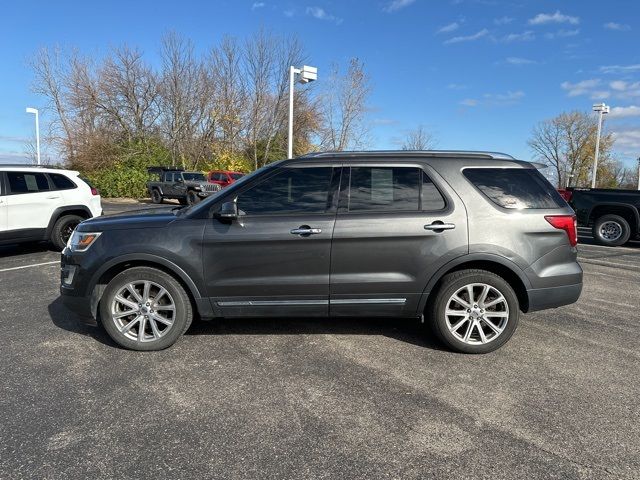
xmin=236 ymin=167 xmax=333 ymax=215
xmin=464 ymin=168 xmax=565 ymax=209
xmin=183 ymin=173 xmax=205 ymax=182
xmin=7 ymin=172 xmax=50 ymax=194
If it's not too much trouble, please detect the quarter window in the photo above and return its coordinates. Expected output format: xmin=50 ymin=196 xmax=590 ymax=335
xmin=7 ymin=172 xmax=50 ymax=194
xmin=236 ymin=167 xmax=333 ymax=215
xmin=49 ymin=173 xmax=77 ymax=190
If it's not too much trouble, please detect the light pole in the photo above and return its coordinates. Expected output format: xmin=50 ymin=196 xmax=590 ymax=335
xmin=26 ymin=107 xmax=41 ymax=165
xmin=637 ymin=157 xmax=640 ymax=190
xmin=288 ymin=65 xmax=317 ymax=159
xmin=591 ymin=102 xmax=610 ymax=188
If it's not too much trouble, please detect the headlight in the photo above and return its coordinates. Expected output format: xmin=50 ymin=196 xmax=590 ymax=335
xmin=193 ymin=186 xmax=202 ymax=191
xmin=67 ymin=231 xmax=102 ymax=252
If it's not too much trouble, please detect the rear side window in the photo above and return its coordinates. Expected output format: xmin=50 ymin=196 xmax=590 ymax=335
xmin=464 ymin=168 xmax=564 ymax=209
xmin=7 ymin=172 xmax=50 ymax=193
xmin=347 ymin=167 xmax=445 ymax=212
xmin=49 ymin=173 xmax=77 ymax=190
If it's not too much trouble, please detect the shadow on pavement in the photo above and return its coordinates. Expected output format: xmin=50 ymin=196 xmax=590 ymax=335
xmin=0 ymin=241 xmax=55 ymax=258
xmin=47 ymin=296 xmax=118 ymax=348
xmin=48 ymin=294 xmax=443 ymax=350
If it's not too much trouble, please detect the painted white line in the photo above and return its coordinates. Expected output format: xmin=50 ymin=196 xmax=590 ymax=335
xmin=580 ymin=259 xmax=640 ymax=270
xmin=0 ymin=261 xmax=59 ymax=273
xmin=578 ymin=243 xmax=640 ymax=253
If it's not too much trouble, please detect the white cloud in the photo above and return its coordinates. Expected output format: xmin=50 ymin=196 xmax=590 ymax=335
xmin=447 ymin=83 xmax=467 ymax=90
xmin=545 ymin=29 xmax=580 ymax=39
xmin=437 ymin=22 xmax=460 ymax=34
xmin=305 ymin=6 xmax=342 ymax=24
xmin=505 ymin=57 xmax=536 ymax=65
xmin=604 ymin=22 xmax=631 ymax=31
xmin=609 ymin=106 xmax=640 ymax=118
xmin=599 ymin=64 xmax=640 ymax=74
xmin=501 ymin=31 xmax=535 ymax=42
xmin=251 ymin=2 xmax=265 ymax=10
xmin=529 ymin=11 xmax=579 ymax=26
xmin=383 ymin=0 xmax=416 ymax=13
xmin=561 ymin=79 xmax=601 ymax=97
xmin=460 ymin=90 xmax=524 ymax=107
xmin=283 ymin=9 xmax=294 ymax=17
xmin=444 ymin=28 xmax=489 ymax=45
xmin=612 ymin=128 xmax=640 ymax=155
xmin=494 ymin=16 xmax=514 ymax=25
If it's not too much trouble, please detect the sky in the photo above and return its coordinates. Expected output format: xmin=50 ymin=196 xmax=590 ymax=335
xmin=1 ymin=0 xmax=639 ymax=168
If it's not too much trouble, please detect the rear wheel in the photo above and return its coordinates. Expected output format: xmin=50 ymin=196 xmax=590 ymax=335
xmin=592 ymin=214 xmax=630 ymax=247
xmin=100 ymin=267 xmax=193 ymax=351
xmin=151 ymin=189 xmax=163 ymax=204
xmin=427 ymin=269 xmax=519 ymax=354
xmin=51 ymin=214 xmax=84 ymax=251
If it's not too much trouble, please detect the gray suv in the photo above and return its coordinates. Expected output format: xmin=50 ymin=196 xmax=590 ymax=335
xmin=60 ymin=151 xmax=582 ymax=353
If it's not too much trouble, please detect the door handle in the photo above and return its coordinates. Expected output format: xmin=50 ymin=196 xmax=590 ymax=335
xmin=424 ymin=222 xmax=455 ymax=232
xmin=291 ymin=226 xmax=322 ymax=236
xmin=47 ymin=196 xmax=61 ymax=200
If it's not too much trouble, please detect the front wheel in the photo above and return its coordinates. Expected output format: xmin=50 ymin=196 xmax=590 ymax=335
xmin=592 ymin=214 xmax=630 ymax=247
xmin=151 ymin=189 xmax=163 ymax=204
xmin=427 ymin=269 xmax=519 ymax=354
xmin=186 ymin=190 xmax=200 ymax=205
xmin=100 ymin=267 xmax=193 ymax=351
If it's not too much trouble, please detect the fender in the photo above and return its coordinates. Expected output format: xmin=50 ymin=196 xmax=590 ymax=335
xmin=45 ymin=205 xmax=93 ymax=239
xmin=587 ymin=202 xmax=640 ymax=226
xmin=88 ymin=252 xmax=203 ymax=299
xmin=416 ymin=253 xmax=532 ymax=314
xmin=149 ymin=185 xmax=164 ymax=196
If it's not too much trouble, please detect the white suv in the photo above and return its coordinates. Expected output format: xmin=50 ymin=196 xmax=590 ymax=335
xmin=0 ymin=166 xmax=102 ymax=250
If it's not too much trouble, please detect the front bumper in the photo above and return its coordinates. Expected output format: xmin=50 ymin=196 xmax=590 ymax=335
xmin=526 ymin=282 xmax=583 ymax=312
xmin=60 ymin=252 xmax=98 ymax=319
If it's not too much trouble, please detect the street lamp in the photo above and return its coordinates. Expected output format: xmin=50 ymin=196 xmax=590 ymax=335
xmin=637 ymin=157 xmax=640 ymax=191
xmin=288 ymin=65 xmax=317 ymax=159
xmin=591 ymin=102 xmax=610 ymax=188
xmin=26 ymin=107 xmax=41 ymax=165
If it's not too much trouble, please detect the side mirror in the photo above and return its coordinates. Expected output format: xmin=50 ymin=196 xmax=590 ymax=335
xmin=217 ymin=201 xmax=238 ymax=220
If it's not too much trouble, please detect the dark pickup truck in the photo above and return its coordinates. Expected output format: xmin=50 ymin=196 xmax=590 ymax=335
xmin=561 ymin=188 xmax=640 ymax=246
xmin=147 ymin=167 xmax=220 ymax=205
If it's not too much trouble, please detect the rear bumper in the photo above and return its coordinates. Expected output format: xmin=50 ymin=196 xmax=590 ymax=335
xmin=526 ymin=282 xmax=582 ymax=312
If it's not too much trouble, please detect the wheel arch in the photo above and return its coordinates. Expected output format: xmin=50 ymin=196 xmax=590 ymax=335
xmin=589 ymin=203 xmax=639 ymax=233
xmin=87 ymin=254 xmax=204 ymax=319
xmin=419 ymin=254 xmax=532 ymax=314
xmin=45 ymin=205 xmax=93 ymax=240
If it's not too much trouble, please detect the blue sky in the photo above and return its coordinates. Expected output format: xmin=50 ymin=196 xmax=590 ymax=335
xmin=1 ymin=0 xmax=639 ymax=167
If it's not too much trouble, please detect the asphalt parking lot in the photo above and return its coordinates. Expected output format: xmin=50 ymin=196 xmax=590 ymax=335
xmin=1 ymin=203 xmax=639 ymax=479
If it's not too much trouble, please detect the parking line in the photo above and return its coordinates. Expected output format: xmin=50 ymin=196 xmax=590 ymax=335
xmin=0 ymin=261 xmax=59 ymax=273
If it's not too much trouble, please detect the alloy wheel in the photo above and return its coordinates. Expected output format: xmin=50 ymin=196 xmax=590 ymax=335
xmin=445 ymin=283 xmax=509 ymax=345
xmin=600 ymin=221 xmax=622 ymax=242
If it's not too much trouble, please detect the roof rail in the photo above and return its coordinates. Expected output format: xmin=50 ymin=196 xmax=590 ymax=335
xmin=299 ymin=150 xmax=516 ymax=160
xmin=0 ymin=163 xmax=55 ymax=168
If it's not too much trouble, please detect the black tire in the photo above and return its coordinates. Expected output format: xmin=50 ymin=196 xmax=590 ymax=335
xmin=99 ymin=267 xmax=193 ymax=351
xmin=427 ymin=269 xmax=520 ymax=354
xmin=186 ymin=190 xmax=200 ymax=205
xmin=51 ymin=214 xmax=84 ymax=251
xmin=592 ymin=214 xmax=631 ymax=247
xmin=151 ymin=189 xmax=163 ymax=204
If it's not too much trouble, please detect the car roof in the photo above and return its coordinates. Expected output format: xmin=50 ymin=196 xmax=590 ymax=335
xmin=0 ymin=165 xmax=79 ymax=174
xmin=297 ymin=150 xmax=517 ymax=160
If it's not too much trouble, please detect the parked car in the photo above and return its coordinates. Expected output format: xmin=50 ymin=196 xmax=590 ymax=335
xmin=61 ymin=151 xmax=582 ymax=353
xmin=208 ymin=170 xmax=244 ymax=188
xmin=147 ymin=167 xmax=220 ymax=205
xmin=0 ymin=165 xmax=102 ymax=250
xmin=564 ymin=187 xmax=640 ymax=246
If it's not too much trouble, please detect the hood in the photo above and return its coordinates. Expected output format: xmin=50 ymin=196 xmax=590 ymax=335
xmin=78 ymin=206 xmax=179 ymax=232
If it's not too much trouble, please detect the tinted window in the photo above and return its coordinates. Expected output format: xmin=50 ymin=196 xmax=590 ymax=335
xmin=348 ymin=167 xmax=420 ymax=212
xmin=230 ymin=173 xmax=244 ymax=180
xmin=7 ymin=172 xmax=50 ymax=194
xmin=422 ymin=172 xmax=446 ymax=211
xmin=183 ymin=173 xmax=205 ymax=181
xmin=464 ymin=168 xmax=564 ymax=209
xmin=49 ymin=173 xmax=76 ymax=190
xmin=237 ymin=167 xmax=333 ymax=215
xmin=164 ymin=172 xmax=174 ymax=182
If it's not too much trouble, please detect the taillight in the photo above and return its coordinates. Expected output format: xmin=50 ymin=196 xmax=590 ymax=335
xmin=557 ymin=189 xmax=573 ymax=202
xmin=90 ymin=187 xmax=99 ymax=196
xmin=545 ymin=215 xmax=578 ymax=247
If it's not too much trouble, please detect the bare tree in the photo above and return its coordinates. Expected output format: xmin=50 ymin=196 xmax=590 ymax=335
xmin=320 ymin=58 xmax=371 ymax=151
xmin=401 ymin=125 xmax=438 ymax=150
xmin=528 ymin=111 xmax=615 ymax=188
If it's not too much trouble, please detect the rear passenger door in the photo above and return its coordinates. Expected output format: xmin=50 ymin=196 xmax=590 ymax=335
xmin=6 ymin=171 xmax=64 ymax=232
xmin=329 ymin=163 xmax=468 ymax=317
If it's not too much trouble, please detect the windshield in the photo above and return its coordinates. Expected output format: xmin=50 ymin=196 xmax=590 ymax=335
xmin=230 ymin=173 xmax=244 ymax=180
xmin=182 ymin=172 xmax=205 ymax=182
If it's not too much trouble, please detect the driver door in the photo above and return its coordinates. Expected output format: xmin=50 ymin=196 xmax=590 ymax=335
xmin=202 ymin=163 xmax=341 ymax=317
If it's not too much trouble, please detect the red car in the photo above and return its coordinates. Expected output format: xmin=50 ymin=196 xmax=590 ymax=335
xmin=207 ymin=170 xmax=245 ymax=188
